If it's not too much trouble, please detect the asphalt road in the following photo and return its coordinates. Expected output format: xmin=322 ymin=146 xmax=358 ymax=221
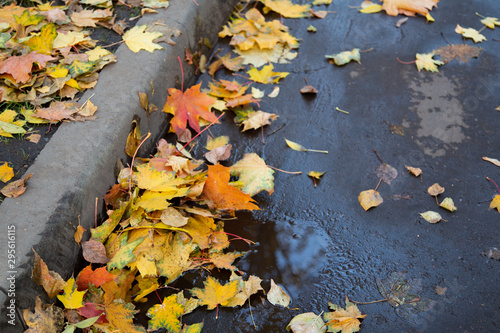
xmin=167 ymin=1 xmax=500 ymax=331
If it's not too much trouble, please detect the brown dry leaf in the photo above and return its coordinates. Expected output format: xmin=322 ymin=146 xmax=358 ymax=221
xmin=204 ymin=144 xmax=232 ymax=164
xmin=483 ymin=157 xmax=500 ymax=167
xmin=74 ymin=225 xmax=85 ymax=244
xmin=82 ymin=239 xmax=109 ymax=264
xmin=433 ymin=44 xmax=481 ymax=63
xmin=358 ymin=189 xmax=383 ymax=211
xmin=26 ymin=134 xmax=41 ymax=143
xmin=428 ymin=183 xmax=444 ymax=196
xmin=323 ymin=296 xmax=366 ymax=333
xmin=481 ymin=248 xmax=500 ymax=260
xmin=32 ymin=250 xmax=66 ymax=298
xmin=125 ymin=117 xmax=141 ymax=157
xmin=34 ymin=101 xmax=77 ymax=123
xmin=300 ymin=85 xmax=318 ymax=94
xmin=23 ymin=297 xmax=64 ymax=333
xmin=0 ymin=51 xmax=54 ymax=84
xmin=374 ymin=163 xmax=398 ymax=185
xmin=241 ymin=110 xmax=278 ymax=132
xmin=146 ymin=19 xmax=182 ymax=45
xmin=1 ymin=173 xmax=32 ymax=198
xmin=382 ymin=0 xmax=439 ymax=17
xmin=405 ymin=165 xmax=422 ymax=177
xmin=435 ymin=286 xmax=447 ymax=295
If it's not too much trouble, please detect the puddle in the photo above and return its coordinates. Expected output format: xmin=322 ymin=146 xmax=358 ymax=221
xmin=406 ymin=73 xmax=469 ymax=157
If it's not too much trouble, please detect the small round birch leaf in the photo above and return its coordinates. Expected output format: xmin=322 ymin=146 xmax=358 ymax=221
xmin=375 ymin=163 xmax=398 ymax=185
xmin=405 ymin=165 xmax=422 ymax=177
xmin=358 ymin=189 xmax=383 ymax=211
xmin=287 ymin=312 xmax=326 ymax=333
xmin=428 ymin=183 xmax=444 ymax=196
xmin=439 ymin=197 xmax=457 ymax=212
xmin=267 ymin=279 xmax=290 ymax=307
xmin=420 ymin=211 xmax=442 ymax=223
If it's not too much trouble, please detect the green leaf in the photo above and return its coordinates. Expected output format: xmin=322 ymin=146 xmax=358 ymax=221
xmin=68 ymin=60 xmax=96 ymax=76
xmin=107 ymin=236 xmax=146 ymax=270
xmin=14 ymin=9 xmax=44 ymax=27
xmin=147 ymin=294 xmax=184 ymax=332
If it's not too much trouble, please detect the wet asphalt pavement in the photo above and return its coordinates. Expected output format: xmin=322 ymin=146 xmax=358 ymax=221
xmin=162 ymin=1 xmax=500 ymax=332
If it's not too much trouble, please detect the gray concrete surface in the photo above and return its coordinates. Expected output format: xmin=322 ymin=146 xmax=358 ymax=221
xmin=0 ymin=0 xmax=239 ymax=330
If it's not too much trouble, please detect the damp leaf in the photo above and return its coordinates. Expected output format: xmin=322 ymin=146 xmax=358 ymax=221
xmin=260 ymin=0 xmax=311 ymax=18
xmin=230 ymin=153 xmax=275 ymax=196
xmin=300 ymin=84 xmax=318 ymax=94
xmin=122 ymin=25 xmax=163 ymax=53
xmin=358 ymin=189 xmax=383 ymax=211
xmin=382 ymin=0 xmax=439 ymax=17
xmin=287 ymin=312 xmax=326 ymax=333
xmin=23 ymin=297 xmax=64 ymax=333
xmin=105 ymin=300 xmax=146 ymax=333
xmin=247 ymin=64 xmax=289 ymax=84
xmin=405 ymin=165 xmax=422 ymax=177
xmin=415 ymin=53 xmax=444 ymax=72
xmin=455 ymin=24 xmax=486 ymax=43
xmin=202 ymin=163 xmax=260 ymax=212
xmin=323 ymin=296 xmax=366 ymax=333
xmin=267 ymin=279 xmax=291 ymax=307
xmin=325 ymin=49 xmax=361 ymax=66
xmin=162 ymin=83 xmax=219 ymax=135
xmin=307 ymin=25 xmax=317 ymax=32
xmin=76 ymin=265 xmax=116 ymax=291
xmin=204 ymin=144 xmax=232 ymax=164
xmin=433 ymin=44 xmax=481 ymax=63
xmin=482 ymin=157 xmax=500 ymax=167
xmin=226 ymin=274 xmax=264 ymax=307
xmin=427 ymin=183 xmax=444 ymax=196
xmin=374 ymin=163 xmax=398 ymax=185
xmin=479 ymin=16 xmax=500 ymax=29
xmin=32 ymin=250 xmax=66 ymax=298
xmin=360 ymin=3 xmax=383 ymax=14
xmin=206 ymin=135 xmax=229 ymax=150
xmin=439 ymin=197 xmax=457 ymax=212
xmin=0 ymin=162 xmax=14 ymax=182
xmin=0 ymin=51 xmax=54 ymax=84
xmin=489 ymin=195 xmax=500 ymax=212
xmin=308 ymin=171 xmax=325 ymax=180
xmin=190 ymin=276 xmax=240 ymax=310
xmin=57 ymin=278 xmax=86 ymax=309
xmin=420 ymin=210 xmax=442 ymax=223
xmin=146 ymin=294 xmax=184 ymax=332
xmin=285 ymin=139 xmax=328 ymax=153
xmin=241 ymin=110 xmax=278 ymax=132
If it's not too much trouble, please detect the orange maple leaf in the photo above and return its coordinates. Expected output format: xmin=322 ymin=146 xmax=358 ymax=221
xmin=76 ymin=265 xmax=117 ymax=291
xmin=162 ymin=83 xmax=218 ymax=135
xmin=382 ymin=0 xmax=439 ymax=17
xmin=0 ymin=52 xmax=54 ymax=83
xmin=202 ymin=163 xmax=259 ymax=212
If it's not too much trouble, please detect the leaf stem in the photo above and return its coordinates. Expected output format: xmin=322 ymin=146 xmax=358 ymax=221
xmin=486 ymin=177 xmax=500 ymax=194
xmin=336 ymin=106 xmax=349 ymax=114
xmin=176 ymin=112 xmax=225 ymax=155
xmin=373 ymin=149 xmax=384 ymax=163
xmin=360 ymin=47 xmax=374 ymax=53
xmin=396 ymin=57 xmax=415 ymax=65
xmin=374 ymin=177 xmax=382 ymax=192
xmin=178 ymin=56 xmax=184 ymax=92
xmin=350 ymin=298 xmax=388 ymax=305
xmin=101 ymin=40 xmax=124 ymax=48
xmin=475 ymin=12 xmax=486 ymax=19
xmin=267 ymin=165 xmax=302 ymax=174
xmin=129 ymin=132 xmax=151 ymax=195
xmin=306 ymin=149 xmax=328 ymax=154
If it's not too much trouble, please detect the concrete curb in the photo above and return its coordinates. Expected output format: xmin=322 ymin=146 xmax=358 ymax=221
xmin=0 ymin=1 xmax=239 ymax=329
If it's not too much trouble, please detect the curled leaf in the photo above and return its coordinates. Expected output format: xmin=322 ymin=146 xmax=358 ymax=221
xmin=358 ymin=189 xmax=383 ymax=211
xmin=439 ymin=197 xmax=457 ymax=212
xmin=420 ymin=211 xmax=442 ymax=223
xmin=427 ymin=183 xmax=444 ymax=196
xmin=267 ymin=279 xmax=290 ymax=307
xmin=405 ymin=165 xmax=422 ymax=177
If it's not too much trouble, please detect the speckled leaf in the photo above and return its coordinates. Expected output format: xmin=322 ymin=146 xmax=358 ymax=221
xmin=107 ymin=236 xmax=146 ymax=270
xmin=230 ymin=153 xmax=275 ymax=196
xmin=147 ymin=294 xmax=183 ymax=332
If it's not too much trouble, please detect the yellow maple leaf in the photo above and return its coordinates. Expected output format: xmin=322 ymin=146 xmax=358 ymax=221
xmin=135 ymin=164 xmax=187 ymax=191
xmin=489 ymin=194 xmax=500 ymax=212
xmin=123 ymin=25 xmax=163 ymax=53
xmin=146 ymin=294 xmax=184 ymax=331
xmin=105 ymin=300 xmax=146 ymax=333
xmin=0 ymin=162 xmax=14 ymax=182
xmin=53 ymin=30 xmax=94 ymax=49
xmin=247 ymin=64 xmax=289 ymax=84
xmin=479 ymin=14 xmax=500 ymax=29
xmin=260 ymin=0 xmax=311 ymax=18
xmin=22 ymin=23 xmax=57 ymax=55
xmin=206 ymin=135 xmax=229 ymax=150
xmin=382 ymin=0 xmax=439 ymax=17
xmin=455 ymin=24 xmax=486 ymax=43
xmin=415 ymin=53 xmax=444 ymax=72
xmin=241 ymin=110 xmax=278 ymax=132
xmin=191 ymin=276 xmax=240 ymax=311
xmin=57 ymin=278 xmax=86 ymax=309
xmin=324 ymin=296 xmax=367 ymax=333
xmin=23 ymin=297 xmax=64 ymax=332
xmin=46 ymin=64 xmax=69 ymax=78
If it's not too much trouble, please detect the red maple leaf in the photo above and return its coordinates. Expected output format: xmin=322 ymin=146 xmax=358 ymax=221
xmin=0 ymin=52 xmax=54 ymax=83
xmin=76 ymin=265 xmax=116 ymax=291
xmin=162 ymin=83 xmax=219 ymax=135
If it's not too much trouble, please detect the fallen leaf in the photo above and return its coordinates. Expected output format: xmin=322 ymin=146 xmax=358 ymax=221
xmin=325 ymin=48 xmax=361 ymax=66
xmin=230 ymin=153 xmax=275 ymax=196
xmin=226 ymin=274 xmax=263 ymax=307
xmin=375 ymin=163 xmax=398 ymax=185
xmin=0 ymin=162 xmax=14 ymax=182
xmin=160 ymin=206 xmax=189 ymax=227
xmin=0 ymin=51 xmax=54 ymax=83
xmin=163 ymin=83 xmax=219 ymax=135
xmin=105 ymin=300 xmax=146 ymax=333
xmin=287 ymin=312 xmax=326 ymax=333
xmin=241 ymin=110 xmax=278 ymax=132
xmin=481 ymin=248 xmax=500 ymax=260
xmin=382 ymin=0 xmax=439 ymax=17
xmin=455 ymin=24 xmax=486 ymax=43
xmin=480 ymin=16 xmax=500 ymax=29
xmin=285 ymin=139 xmax=328 ymax=154
xmin=146 ymin=19 xmax=181 ymax=45
xmin=310 ymin=9 xmax=328 ymax=19
xmin=123 ymin=24 xmax=163 ymax=53
xmin=312 ymin=0 xmax=332 ymax=4
xmin=323 ymin=296 xmax=366 ymax=333
xmin=190 ymin=276 xmax=240 ymax=311
xmin=439 ymin=197 xmax=457 ymax=212
xmin=32 ymin=250 xmax=66 ymax=298
xmin=267 ymin=279 xmax=291 ymax=307
xmin=483 ymin=157 xmax=500 ymax=167
xmin=125 ymin=116 xmax=141 ymax=157
xmin=489 ymin=194 xmax=500 ymax=212
xmin=308 ymin=171 xmax=325 ymax=187
xmin=435 ymin=286 xmax=447 ymax=295
xmin=300 ymin=85 xmax=318 ymax=94
xmin=26 ymin=133 xmax=41 ymax=143
xmin=247 ymin=64 xmax=289 ymax=84
xmin=74 ymin=225 xmax=85 ymax=244
xmin=22 ymin=23 xmax=57 ymax=55
xmin=360 ymin=1 xmax=383 ymax=13
xmin=82 ymin=239 xmax=109 ymax=264
xmin=23 ymin=297 xmax=64 ymax=333
xmin=307 ymin=25 xmax=317 ymax=32
xmin=204 ymin=144 xmax=232 ymax=164
xmin=427 ymin=183 xmax=444 ymax=196
xmin=358 ymin=189 xmax=383 ymax=211
xmin=146 ymin=294 xmax=184 ymax=332
xmin=268 ymin=86 xmax=280 ymax=98
xmin=202 ymin=163 xmax=260 ymax=212
xmin=260 ymin=0 xmax=311 ymax=18
xmin=57 ymin=277 xmax=86 ymax=309
xmin=433 ymin=44 xmax=481 ymax=63
xmin=396 ymin=17 xmax=409 ymax=27
xmin=34 ymin=101 xmax=77 ymax=123
xmin=415 ymin=53 xmax=444 ymax=72
xmin=1 ymin=173 xmax=32 ymax=198
xmin=420 ymin=210 xmax=442 ymax=223
xmin=76 ymin=265 xmax=116 ymax=290
xmin=405 ymin=165 xmax=422 ymax=177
